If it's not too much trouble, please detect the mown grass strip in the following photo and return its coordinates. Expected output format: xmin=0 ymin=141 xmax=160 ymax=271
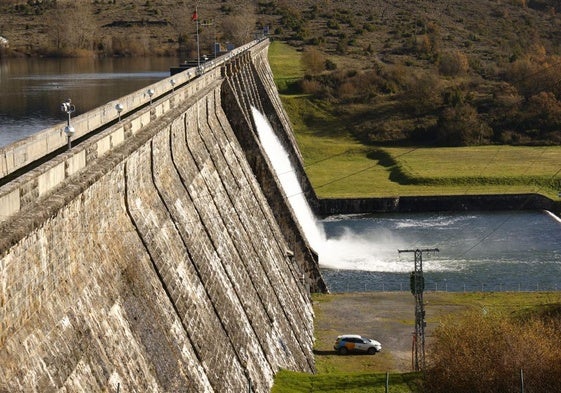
xmin=272 ymin=369 xmax=422 ymax=393
xmin=269 ymin=41 xmax=305 ymax=92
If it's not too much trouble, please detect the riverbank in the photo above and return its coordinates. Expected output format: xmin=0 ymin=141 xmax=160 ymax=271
xmin=317 ymin=193 xmax=561 ymax=217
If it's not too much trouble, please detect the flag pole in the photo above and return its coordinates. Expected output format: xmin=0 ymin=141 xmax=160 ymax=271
xmin=195 ymin=4 xmax=200 ymax=68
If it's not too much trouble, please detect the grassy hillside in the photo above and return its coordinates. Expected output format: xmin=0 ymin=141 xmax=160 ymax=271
xmin=264 ymin=0 xmax=561 ymax=146
xmin=269 ymin=41 xmax=561 ymax=199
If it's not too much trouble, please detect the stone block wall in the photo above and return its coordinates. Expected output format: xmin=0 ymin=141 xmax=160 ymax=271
xmin=0 ymin=40 xmax=319 ymax=392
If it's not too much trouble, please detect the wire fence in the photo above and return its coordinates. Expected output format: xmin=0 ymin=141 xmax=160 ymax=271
xmin=327 ymin=280 xmax=561 ymax=293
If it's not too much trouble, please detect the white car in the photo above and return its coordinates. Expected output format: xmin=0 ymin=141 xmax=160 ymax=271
xmin=334 ymin=334 xmax=382 ymax=355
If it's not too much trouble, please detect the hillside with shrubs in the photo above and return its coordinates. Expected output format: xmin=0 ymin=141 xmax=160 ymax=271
xmin=263 ymin=0 xmax=561 ymax=147
xmin=1 ymin=0 xmax=561 ymax=147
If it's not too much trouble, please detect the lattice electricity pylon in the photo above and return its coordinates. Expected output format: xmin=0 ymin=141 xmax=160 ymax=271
xmin=398 ymin=248 xmax=439 ymax=371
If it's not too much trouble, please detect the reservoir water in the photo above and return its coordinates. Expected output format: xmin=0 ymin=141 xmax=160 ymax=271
xmin=0 ymin=56 xmax=177 ymax=147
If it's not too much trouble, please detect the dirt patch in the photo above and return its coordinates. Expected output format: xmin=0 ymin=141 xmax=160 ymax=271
xmin=312 ymin=291 xmax=466 ymax=373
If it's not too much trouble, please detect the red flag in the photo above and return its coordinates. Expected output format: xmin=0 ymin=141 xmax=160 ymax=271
xmin=191 ymin=10 xmax=198 ymax=21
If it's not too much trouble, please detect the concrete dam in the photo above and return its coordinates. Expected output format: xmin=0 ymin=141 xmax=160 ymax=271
xmin=0 ymin=39 xmax=327 ymax=392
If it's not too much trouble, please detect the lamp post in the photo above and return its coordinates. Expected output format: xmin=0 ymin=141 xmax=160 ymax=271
xmin=61 ymin=98 xmax=76 ymax=150
xmin=115 ymin=103 xmax=124 ymax=121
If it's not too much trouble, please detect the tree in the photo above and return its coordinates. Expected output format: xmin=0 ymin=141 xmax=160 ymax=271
xmin=302 ymin=46 xmax=326 ymax=75
xmin=402 ymin=71 xmax=442 ymax=114
xmin=436 ymin=103 xmax=492 ymax=146
xmin=426 ymin=310 xmax=561 ymax=393
xmin=521 ymin=91 xmax=561 ymax=136
xmin=221 ymin=3 xmax=257 ymax=46
xmin=47 ymin=2 xmax=96 ymax=54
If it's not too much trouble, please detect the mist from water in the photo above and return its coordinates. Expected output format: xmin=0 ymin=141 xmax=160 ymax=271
xmin=320 ymin=226 xmax=409 ymax=272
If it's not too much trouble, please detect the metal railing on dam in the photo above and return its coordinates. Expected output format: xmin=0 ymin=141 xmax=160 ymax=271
xmin=0 ymin=38 xmax=325 ymax=392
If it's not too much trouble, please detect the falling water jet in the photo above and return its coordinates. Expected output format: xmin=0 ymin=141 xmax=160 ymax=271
xmin=251 ymin=107 xmax=407 ymax=272
xmin=251 ymin=107 xmax=325 ymax=252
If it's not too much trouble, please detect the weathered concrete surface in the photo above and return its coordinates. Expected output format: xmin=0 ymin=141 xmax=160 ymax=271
xmin=0 ymin=39 xmax=322 ymax=392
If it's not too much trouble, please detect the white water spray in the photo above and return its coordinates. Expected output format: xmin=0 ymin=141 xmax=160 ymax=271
xmin=252 ymin=107 xmax=325 ymax=252
xmin=251 ymin=107 xmax=416 ymax=272
xmin=320 ymin=226 xmax=410 ymax=272
xmin=546 ymin=210 xmax=561 ymax=224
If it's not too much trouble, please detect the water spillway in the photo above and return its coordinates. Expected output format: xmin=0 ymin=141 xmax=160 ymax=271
xmin=0 ymin=39 xmax=325 ymax=392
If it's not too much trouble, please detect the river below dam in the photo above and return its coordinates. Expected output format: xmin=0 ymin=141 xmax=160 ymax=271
xmin=252 ymin=107 xmax=561 ymax=294
xmin=319 ymin=210 xmax=561 ymax=293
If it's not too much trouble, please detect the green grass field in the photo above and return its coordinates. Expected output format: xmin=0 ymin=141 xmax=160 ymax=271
xmin=271 ymin=369 xmax=422 ymax=393
xmin=268 ymin=41 xmax=561 ymax=200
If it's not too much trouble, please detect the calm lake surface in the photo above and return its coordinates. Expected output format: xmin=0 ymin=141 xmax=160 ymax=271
xmin=319 ymin=210 xmax=561 ymax=293
xmin=0 ymin=56 xmax=178 ymax=147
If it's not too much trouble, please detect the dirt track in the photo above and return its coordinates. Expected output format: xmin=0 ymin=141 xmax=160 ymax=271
xmin=312 ymin=292 xmax=467 ymax=372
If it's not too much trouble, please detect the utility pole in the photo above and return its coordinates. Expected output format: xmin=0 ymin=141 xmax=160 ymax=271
xmin=398 ymin=248 xmax=439 ymax=372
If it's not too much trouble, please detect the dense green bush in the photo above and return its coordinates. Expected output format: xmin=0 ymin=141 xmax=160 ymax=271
xmin=435 ymin=104 xmax=492 ymax=146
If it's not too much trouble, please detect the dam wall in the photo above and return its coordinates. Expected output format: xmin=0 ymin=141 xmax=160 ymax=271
xmin=220 ymin=42 xmax=325 ymax=293
xmin=0 ymin=39 xmax=323 ymax=392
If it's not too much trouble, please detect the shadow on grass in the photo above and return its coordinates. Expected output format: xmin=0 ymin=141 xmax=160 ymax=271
xmin=313 ymin=349 xmax=337 ymax=356
xmin=313 ymin=349 xmax=379 ymax=356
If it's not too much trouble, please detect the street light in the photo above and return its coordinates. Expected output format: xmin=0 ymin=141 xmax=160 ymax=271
xmin=115 ymin=103 xmax=124 ymax=121
xmin=61 ymin=98 xmax=76 ymax=150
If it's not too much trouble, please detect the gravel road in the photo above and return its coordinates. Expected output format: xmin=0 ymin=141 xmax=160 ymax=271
xmin=313 ymin=292 xmax=466 ymax=372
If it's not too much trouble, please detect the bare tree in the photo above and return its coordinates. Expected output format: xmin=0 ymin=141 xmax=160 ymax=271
xmin=221 ymin=3 xmax=257 ymax=46
xmin=302 ymin=46 xmax=326 ymax=75
xmin=47 ymin=2 xmax=96 ymax=53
